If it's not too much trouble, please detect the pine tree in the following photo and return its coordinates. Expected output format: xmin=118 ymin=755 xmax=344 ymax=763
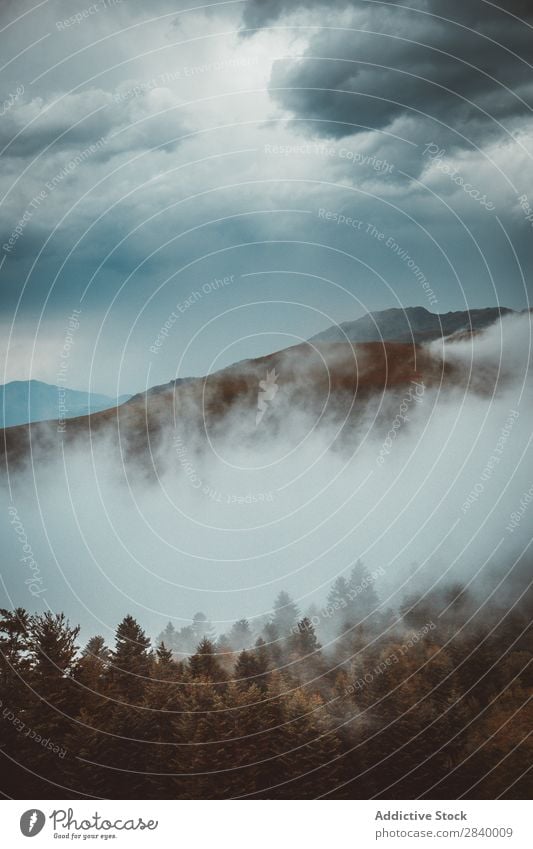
xmin=348 ymin=560 xmax=380 ymax=620
xmin=228 ymin=618 xmax=253 ymax=651
xmin=324 ymin=576 xmax=352 ymax=638
xmin=22 ymin=613 xmax=80 ymax=787
xmin=0 ymin=607 xmax=31 ymax=695
xmin=142 ymin=645 xmax=186 ymax=798
xmin=156 ymin=621 xmax=178 ymax=653
xmin=174 ymin=625 xmax=195 ymax=656
xmin=272 ymin=591 xmax=300 ymax=636
xmin=155 ymin=642 xmax=174 ymax=668
xmin=261 ymin=621 xmax=284 ymax=669
xmin=83 ymin=634 xmax=110 ymax=660
xmin=289 ymin=618 xmax=322 ymax=683
xmin=191 ymin=612 xmax=216 ymax=643
xmin=110 ymin=615 xmax=152 ymax=702
xmin=327 ymin=576 xmax=350 ymax=610
xmin=75 ymin=635 xmax=110 ymax=693
xmin=291 ymin=617 xmax=322 ymax=656
xmin=0 ymin=607 xmax=30 ymax=665
xmin=0 ymin=608 xmax=32 ymax=790
xmin=27 ymin=612 xmax=80 ymax=702
xmin=253 ymin=637 xmax=271 ymax=687
xmin=189 ymin=637 xmax=224 ymax=681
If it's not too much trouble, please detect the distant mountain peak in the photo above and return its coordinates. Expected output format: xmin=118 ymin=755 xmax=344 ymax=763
xmin=0 ymin=379 xmax=131 ymax=428
xmin=310 ymin=305 xmax=514 ymax=345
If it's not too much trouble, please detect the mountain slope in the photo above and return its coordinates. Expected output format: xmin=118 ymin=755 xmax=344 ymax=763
xmin=1 ymin=308 xmax=518 ymax=475
xmin=0 ymin=340 xmax=460 ymax=473
xmin=309 ymin=306 xmax=514 ymax=344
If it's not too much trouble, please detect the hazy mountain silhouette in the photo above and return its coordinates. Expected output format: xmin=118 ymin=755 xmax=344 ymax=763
xmin=0 ymin=379 xmax=131 ymax=427
xmin=309 ymin=306 xmax=515 ymax=344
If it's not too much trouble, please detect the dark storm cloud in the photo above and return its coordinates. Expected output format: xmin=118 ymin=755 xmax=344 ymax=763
xmin=243 ymin=0 xmax=533 ymax=148
xmin=0 ymin=91 xmax=187 ymax=160
xmin=242 ymin=0 xmax=533 ymax=31
xmin=0 ymin=92 xmax=117 ymax=159
xmin=241 ymin=0 xmax=349 ymax=29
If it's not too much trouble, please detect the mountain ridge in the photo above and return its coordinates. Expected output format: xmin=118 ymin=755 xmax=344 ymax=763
xmin=0 ymin=379 xmax=131 ymax=428
xmin=309 ymin=306 xmax=516 ymax=344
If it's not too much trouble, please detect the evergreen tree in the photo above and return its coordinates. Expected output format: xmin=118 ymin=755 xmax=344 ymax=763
xmin=271 ymin=591 xmax=300 ymax=636
xmin=327 ymin=576 xmax=350 ymax=610
xmin=156 ymin=621 xmax=178 ymax=653
xmin=27 ymin=612 xmax=80 ymax=705
xmin=289 ymin=618 xmax=322 ymax=683
xmin=262 ymin=621 xmax=283 ymax=667
xmin=0 ymin=608 xmax=32 ymax=789
xmin=254 ymin=637 xmax=271 ymax=683
xmin=155 ymin=642 xmax=174 ymax=668
xmin=348 ymin=560 xmax=380 ymax=620
xmin=0 ymin=607 xmax=30 ymax=666
xmin=0 ymin=580 xmax=531 ymax=800
xmin=110 ymin=615 xmax=152 ymax=701
xmin=291 ymin=617 xmax=322 ymax=656
xmin=82 ymin=634 xmax=110 ymax=660
xmin=234 ymin=649 xmax=256 ymax=684
xmin=191 ymin=612 xmax=215 ymax=643
xmin=324 ymin=576 xmax=352 ymax=637
xmin=0 ymin=607 xmax=31 ymax=695
xmin=189 ymin=637 xmax=224 ymax=680
xmin=21 ymin=613 xmax=80 ymax=785
xmin=175 ymin=625 xmax=196 ymax=656
xmin=228 ymin=618 xmax=253 ymax=651
xmin=75 ymin=635 xmax=110 ymax=693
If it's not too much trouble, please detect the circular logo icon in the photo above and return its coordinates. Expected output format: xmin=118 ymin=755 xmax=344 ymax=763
xmin=20 ymin=810 xmax=46 ymax=837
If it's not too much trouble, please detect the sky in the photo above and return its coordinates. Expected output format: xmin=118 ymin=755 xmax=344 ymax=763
xmin=0 ymin=0 xmax=532 ymax=395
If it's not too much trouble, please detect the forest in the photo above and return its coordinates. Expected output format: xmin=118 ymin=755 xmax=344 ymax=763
xmin=0 ymin=561 xmax=531 ymax=799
